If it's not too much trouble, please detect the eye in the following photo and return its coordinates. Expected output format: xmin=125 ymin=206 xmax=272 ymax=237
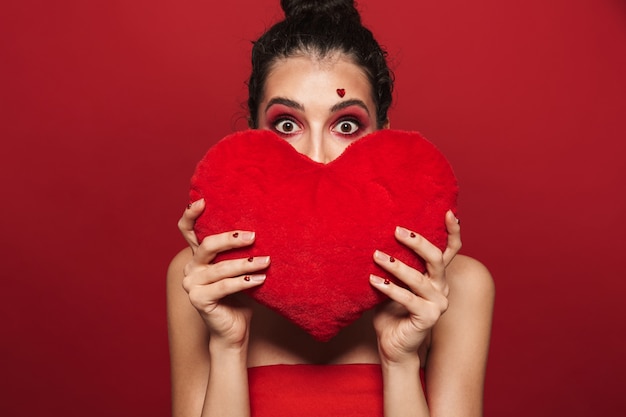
xmin=274 ymin=118 xmax=303 ymax=135
xmin=331 ymin=119 xmax=361 ymax=136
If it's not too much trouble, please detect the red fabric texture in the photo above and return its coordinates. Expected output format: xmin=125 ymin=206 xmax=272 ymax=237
xmin=190 ymin=129 xmax=458 ymax=341
xmin=248 ymin=364 xmax=384 ymax=417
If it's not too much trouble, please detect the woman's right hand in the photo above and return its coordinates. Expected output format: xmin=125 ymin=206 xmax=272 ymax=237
xmin=178 ymin=198 xmax=270 ymax=349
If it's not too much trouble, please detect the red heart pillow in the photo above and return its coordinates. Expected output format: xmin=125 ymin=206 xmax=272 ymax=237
xmin=190 ymin=129 xmax=458 ymax=341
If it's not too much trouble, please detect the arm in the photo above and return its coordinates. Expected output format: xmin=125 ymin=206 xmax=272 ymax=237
xmin=425 ymin=255 xmax=494 ymax=416
xmin=167 ymin=248 xmax=211 ymax=416
xmin=167 ymin=200 xmax=270 ymax=417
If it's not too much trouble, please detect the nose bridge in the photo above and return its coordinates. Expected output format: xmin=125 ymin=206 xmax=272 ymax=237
xmin=303 ymin=124 xmax=328 ymax=163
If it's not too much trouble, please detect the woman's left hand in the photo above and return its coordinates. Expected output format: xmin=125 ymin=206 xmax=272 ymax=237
xmin=370 ymin=210 xmax=461 ymax=365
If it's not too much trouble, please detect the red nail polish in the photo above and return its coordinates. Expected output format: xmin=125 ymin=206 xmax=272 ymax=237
xmin=233 ymin=232 xmax=239 ymax=238
xmin=244 ymin=276 xmax=251 ymax=281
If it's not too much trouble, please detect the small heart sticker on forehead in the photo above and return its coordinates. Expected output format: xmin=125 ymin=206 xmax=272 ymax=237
xmin=336 ymin=88 xmax=346 ymax=98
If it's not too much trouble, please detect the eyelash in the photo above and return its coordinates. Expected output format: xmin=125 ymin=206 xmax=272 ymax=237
xmin=272 ymin=117 xmax=302 ymax=136
xmin=331 ymin=118 xmax=362 ymax=137
xmin=270 ymin=116 xmax=364 ymax=138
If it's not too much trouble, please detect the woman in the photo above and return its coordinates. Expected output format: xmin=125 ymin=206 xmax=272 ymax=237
xmin=167 ymin=1 xmax=495 ymax=416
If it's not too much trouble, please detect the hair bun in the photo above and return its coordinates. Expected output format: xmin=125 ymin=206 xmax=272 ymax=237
xmin=280 ymin=0 xmax=361 ymax=24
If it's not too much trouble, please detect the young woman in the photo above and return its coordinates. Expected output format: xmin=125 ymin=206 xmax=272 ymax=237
xmin=167 ymin=1 xmax=494 ymax=416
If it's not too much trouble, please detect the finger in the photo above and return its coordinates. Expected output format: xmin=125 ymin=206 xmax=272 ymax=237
xmin=369 ymin=274 xmax=448 ymax=322
xmin=373 ymin=250 xmax=443 ymax=302
xmin=187 ymin=274 xmax=267 ymax=310
xmin=191 ymin=230 xmax=257 ymax=266
xmin=394 ymin=227 xmax=446 ymax=281
xmin=442 ymin=210 xmax=462 ymax=266
xmin=207 ymin=255 xmax=271 ymax=284
xmin=177 ymin=198 xmax=206 ymax=250
xmin=183 ymin=255 xmax=270 ymax=288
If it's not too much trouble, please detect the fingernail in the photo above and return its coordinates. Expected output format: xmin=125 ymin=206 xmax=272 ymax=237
xmin=234 ymin=231 xmax=255 ymax=242
xmin=188 ymin=198 xmax=204 ymax=209
xmin=255 ymin=256 xmax=270 ymax=265
xmin=395 ymin=226 xmax=411 ymax=239
xmin=375 ymin=251 xmax=395 ymax=263
xmin=248 ymin=274 xmax=266 ymax=282
xmin=374 ymin=250 xmax=388 ymax=261
xmin=369 ymin=274 xmax=385 ymax=285
xmin=448 ymin=210 xmax=460 ymax=225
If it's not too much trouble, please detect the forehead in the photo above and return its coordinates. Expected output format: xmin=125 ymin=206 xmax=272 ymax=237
xmin=262 ymin=54 xmax=374 ymax=106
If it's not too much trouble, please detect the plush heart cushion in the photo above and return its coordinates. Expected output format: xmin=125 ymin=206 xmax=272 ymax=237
xmin=190 ymin=129 xmax=458 ymax=341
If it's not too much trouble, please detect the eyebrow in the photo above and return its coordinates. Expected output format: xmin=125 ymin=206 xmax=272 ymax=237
xmin=330 ymin=99 xmax=371 ymax=115
xmin=265 ymin=97 xmax=304 ymax=113
xmin=264 ymin=97 xmax=371 ymax=115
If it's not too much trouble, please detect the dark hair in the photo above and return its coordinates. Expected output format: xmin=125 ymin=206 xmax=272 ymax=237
xmin=247 ymin=0 xmax=394 ymax=129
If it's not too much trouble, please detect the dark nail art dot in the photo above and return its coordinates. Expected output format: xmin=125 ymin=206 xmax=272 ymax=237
xmin=384 ymin=279 xmax=391 ymax=285
xmin=389 ymin=256 xmax=395 ymax=263
xmin=233 ymin=232 xmax=239 ymax=238
xmin=410 ymin=232 xmax=416 ymax=238
xmin=186 ymin=203 xmax=192 ymax=209
xmin=247 ymin=257 xmax=254 ymax=262
xmin=244 ymin=276 xmax=251 ymax=281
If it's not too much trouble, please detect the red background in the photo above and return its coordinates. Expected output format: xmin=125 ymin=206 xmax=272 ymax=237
xmin=1 ymin=0 xmax=625 ymax=416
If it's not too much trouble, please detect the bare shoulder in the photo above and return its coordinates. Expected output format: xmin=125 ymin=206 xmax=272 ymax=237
xmin=446 ymin=254 xmax=495 ymax=301
xmin=167 ymin=247 xmax=193 ymax=285
xmin=431 ymin=254 xmax=495 ymax=345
